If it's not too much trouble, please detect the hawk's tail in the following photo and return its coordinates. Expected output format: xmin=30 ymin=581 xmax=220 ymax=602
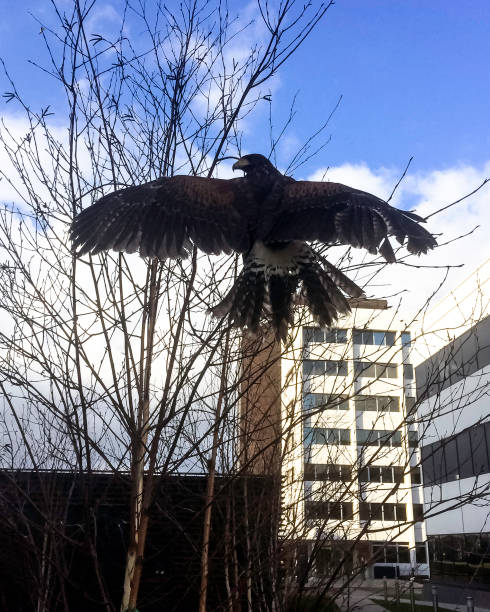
xmin=210 ymin=243 xmax=364 ymax=341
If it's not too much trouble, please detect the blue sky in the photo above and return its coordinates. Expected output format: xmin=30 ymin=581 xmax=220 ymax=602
xmin=1 ymin=1 xmax=489 ymax=173
xmin=1 ymin=0 xmax=489 ymax=312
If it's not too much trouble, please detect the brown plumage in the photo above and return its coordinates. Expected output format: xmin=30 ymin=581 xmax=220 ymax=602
xmin=71 ymin=154 xmax=437 ymax=339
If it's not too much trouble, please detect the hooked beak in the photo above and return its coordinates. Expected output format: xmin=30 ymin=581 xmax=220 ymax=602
xmin=232 ymin=157 xmax=250 ymax=172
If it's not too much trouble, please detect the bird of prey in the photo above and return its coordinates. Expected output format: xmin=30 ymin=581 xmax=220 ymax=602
xmin=71 ymin=154 xmax=436 ymax=340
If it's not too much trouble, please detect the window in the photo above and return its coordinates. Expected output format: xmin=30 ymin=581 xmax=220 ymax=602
xmin=303 ymin=393 xmax=349 ymax=412
xmin=357 ymin=429 xmax=402 ymax=448
xmin=359 ymin=465 xmax=405 ymax=484
xmin=304 ymin=463 xmax=352 ymax=482
xmin=355 ymin=395 xmax=399 ymax=412
xmin=401 ymin=332 xmax=412 ymax=347
xmin=354 ymin=361 xmax=397 ymax=379
xmin=359 ymin=503 xmax=407 ymax=522
xmin=410 ymin=466 xmax=422 ymax=485
xmin=413 ymin=504 xmax=424 ymax=522
xmin=305 ymin=501 xmax=353 ymax=521
xmin=405 ymin=396 xmax=416 ymax=417
xmin=373 ymin=543 xmax=409 ymax=563
xmin=403 ymin=363 xmax=414 ymax=379
xmin=408 ymin=431 xmax=418 ymax=448
xmin=303 ymin=360 xmax=347 ymax=377
xmin=304 ymin=427 xmax=351 ymax=446
xmin=353 ymin=330 xmax=396 ymax=346
xmin=303 ymin=327 xmax=347 ymax=344
xmin=415 ymin=544 xmax=427 ymax=564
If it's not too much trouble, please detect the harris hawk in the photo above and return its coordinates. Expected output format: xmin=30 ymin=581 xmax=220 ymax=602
xmin=71 ymin=154 xmax=437 ymax=339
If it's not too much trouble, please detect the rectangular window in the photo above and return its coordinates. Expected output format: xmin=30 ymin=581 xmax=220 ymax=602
xmin=413 ymin=504 xmax=424 ymax=522
xmin=304 ymin=463 xmax=353 ymax=482
xmin=403 ymin=363 xmax=414 ymax=379
xmin=393 ymin=466 xmax=404 ymax=483
xmin=303 ymin=327 xmax=347 ymax=344
xmin=353 ymin=330 xmax=395 ymax=346
xmin=359 ymin=465 xmax=404 ymax=483
xmin=383 ymin=503 xmax=396 ymax=521
xmin=357 ymin=429 xmax=402 ymax=448
xmin=410 ymin=466 xmax=422 ymax=485
xmin=370 ymin=503 xmax=383 ymax=521
xmin=381 ymin=467 xmax=394 ymax=483
xmin=396 ymin=504 xmax=407 ymax=521
xmin=354 ymin=361 xmax=397 ymax=379
xmin=305 ymin=428 xmax=350 ymax=446
xmin=415 ymin=544 xmax=427 ymax=564
xmin=304 ymin=360 xmax=347 ymax=377
xmin=401 ymin=332 xmax=412 ymax=347
xmin=305 ymin=501 xmax=353 ymax=520
xmin=398 ymin=545 xmax=410 ymax=563
xmin=408 ymin=431 xmax=419 ymax=448
xmin=355 ymin=395 xmax=399 ymax=412
xmin=303 ymin=393 xmax=349 ymax=412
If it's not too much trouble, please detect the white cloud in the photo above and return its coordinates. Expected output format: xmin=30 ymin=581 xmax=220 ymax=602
xmin=308 ymin=161 xmax=490 ymax=320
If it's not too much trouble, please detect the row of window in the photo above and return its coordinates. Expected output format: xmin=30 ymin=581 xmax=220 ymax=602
xmin=359 ymin=502 xmax=407 ymax=522
xmin=303 ymin=327 xmax=412 ymax=348
xmin=306 ymin=501 xmax=423 ymax=523
xmin=373 ymin=542 xmax=427 ymax=565
xmin=304 ymin=463 xmax=423 ymax=485
xmin=303 ymin=360 xmax=414 ymax=380
xmin=304 ymin=393 xmax=417 ymax=414
xmin=304 ymin=427 xmax=419 ymax=448
xmin=421 ymin=421 xmax=490 ymax=485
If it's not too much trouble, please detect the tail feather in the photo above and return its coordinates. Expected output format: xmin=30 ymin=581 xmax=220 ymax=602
xmin=210 ymin=243 xmax=364 ymax=340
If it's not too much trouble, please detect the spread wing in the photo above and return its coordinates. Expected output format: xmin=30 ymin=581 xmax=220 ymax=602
xmin=263 ymin=181 xmax=437 ymax=262
xmin=71 ymin=175 xmax=252 ymax=258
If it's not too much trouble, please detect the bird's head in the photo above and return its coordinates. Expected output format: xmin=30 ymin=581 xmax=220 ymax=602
xmin=232 ymin=154 xmax=278 ymax=177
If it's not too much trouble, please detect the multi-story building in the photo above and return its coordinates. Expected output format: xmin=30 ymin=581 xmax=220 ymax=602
xmin=241 ymin=298 xmax=429 ymax=580
xmin=414 ymin=261 xmax=490 ymax=586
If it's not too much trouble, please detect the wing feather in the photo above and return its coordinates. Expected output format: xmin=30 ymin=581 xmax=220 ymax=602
xmin=264 ymin=180 xmax=436 ymax=261
xmin=71 ymin=175 xmax=250 ymax=258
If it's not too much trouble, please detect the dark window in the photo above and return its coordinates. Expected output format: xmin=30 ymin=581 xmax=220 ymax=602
xmin=405 ymin=396 xmax=416 ymax=418
xmin=382 ymin=467 xmax=394 ymax=483
xmin=303 ymin=327 xmax=347 ymax=344
xmin=393 ymin=466 xmax=405 ymax=483
xmin=342 ymin=502 xmax=354 ymax=520
xmin=359 ymin=502 xmax=370 ymax=521
xmin=444 ymin=436 xmax=460 ymax=480
xmin=353 ymin=330 xmax=395 ymax=346
xmin=304 ymin=464 xmax=353 ymax=482
xmin=370 ymin=467 xmax=381 ymax=482
xmin=305 ymin=501 xmax=352 ymax=521
xmin=357 ymin=429 xmax=402 ymax=448
xmin=304 ymin=393 xmax=348 ymax=412
xmin=408 ymin=431 xmax=418 ymax=448
xmin=383 ymin=503 xmax=395 ymax=521
xmin=396 ymin=504 xmax=407 ymax=521
xmin=456 ymin=429 xmax=473 ymax=480
xmin=385 ymin=545 xmax=397 ymax=563
xmin=359 ymin=467 xmax=369 ymax=482
xmin=355 ymin=395 xmax=399 ymax=412
xmin=398 ymin=545 xmax=410 ymax=563
xmin=401 ymin=332 xmax=412 ymax=347
xmin=413 ymin=504 xmax=424 ymax=522
xmin=325 ymin=328 xmax=347 ymax=344
xmin=403 ymin=363 xmax=414 ymax=379
xmin=304 ymin=360 xmax=347 ymax=377
xmin=355 ymin=361 xmax=397 ymax=379
xmin=470 ymin=424 xmax=490 ymax=476
xmin=371 ymin=503 xmax=383 ymax=521
xmin=305 ymin=428 xmax=350 ymax=446
xmin=410 ymin=466 xmax=422 ymax=485
xmin=415 ymin=544 xmax=427 ymax=564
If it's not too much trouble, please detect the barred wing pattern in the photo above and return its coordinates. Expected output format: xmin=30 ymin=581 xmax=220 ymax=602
xmin=263 ymin=181 xmax=437 ymax=262
xmin=71 ymin=175 xmax=250 ymax=258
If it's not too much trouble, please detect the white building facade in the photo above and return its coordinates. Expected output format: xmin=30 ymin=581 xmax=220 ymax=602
xmin=277 ymin=299 xmax=429 ymax=579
